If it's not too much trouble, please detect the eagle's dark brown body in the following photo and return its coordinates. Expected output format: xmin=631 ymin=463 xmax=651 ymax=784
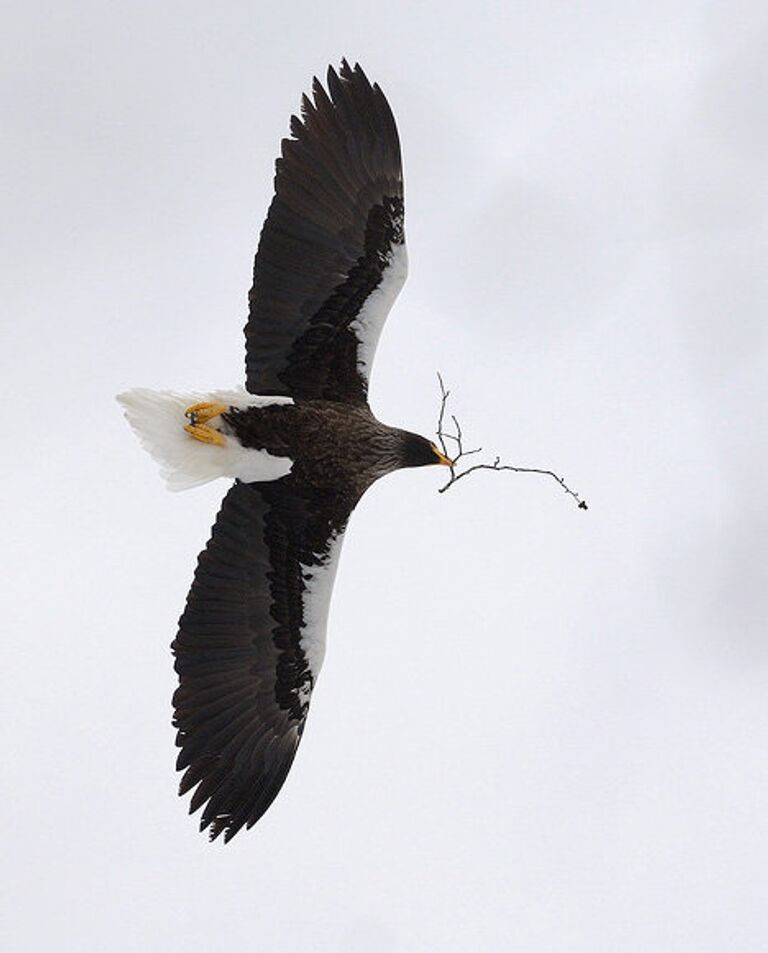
xmin=224 ymin=400 xmax=439 ymax=497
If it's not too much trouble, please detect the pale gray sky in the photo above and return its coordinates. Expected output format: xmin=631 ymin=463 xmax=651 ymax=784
xmin=3 ymin=2 xmax=767 ymax=951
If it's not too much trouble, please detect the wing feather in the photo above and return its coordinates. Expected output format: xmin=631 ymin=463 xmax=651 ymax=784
xmin=172 ymin=478 xmax=353 ymax=841
xmin=245 ymin=61 xmax=406 ymax=404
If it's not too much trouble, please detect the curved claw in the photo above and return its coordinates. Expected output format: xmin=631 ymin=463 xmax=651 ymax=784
xmin=184 ymin=423 xmax=226 ymax=447
xmin=184 ymin=401 xmax=229 ymax=425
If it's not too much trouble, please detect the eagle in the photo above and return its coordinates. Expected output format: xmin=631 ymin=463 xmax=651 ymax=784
xmin=118 ymin=61 xmax=453 ymax=842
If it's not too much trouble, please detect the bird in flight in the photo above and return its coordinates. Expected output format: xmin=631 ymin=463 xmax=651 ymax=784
xmin=119 ymin=61 xmax=452 ymax=842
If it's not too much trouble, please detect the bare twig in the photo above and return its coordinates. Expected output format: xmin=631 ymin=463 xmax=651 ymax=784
xmin=435 ymin=373 xmax=588 ymax=510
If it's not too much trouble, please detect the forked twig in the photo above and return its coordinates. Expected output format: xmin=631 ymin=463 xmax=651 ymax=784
xmin=436 ymin=373 xmax=588 ymax=509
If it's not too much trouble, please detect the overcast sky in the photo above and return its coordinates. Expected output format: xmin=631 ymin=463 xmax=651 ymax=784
xmin=3 ymin=2 xmax=767 ymax=951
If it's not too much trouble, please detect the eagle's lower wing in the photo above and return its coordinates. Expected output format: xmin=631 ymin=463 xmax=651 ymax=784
xmin=172 ymin=477 xmax=355 ymax=842
xmin=244 ymin=60 xmax=406 ymax=405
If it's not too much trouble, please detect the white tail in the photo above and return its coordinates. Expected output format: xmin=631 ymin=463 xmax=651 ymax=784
xmin=116 ymin=388 xmax=294 ymax=491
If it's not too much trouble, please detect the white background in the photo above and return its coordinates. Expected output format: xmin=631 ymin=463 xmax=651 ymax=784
xmin=3 ymin=2 xmax=767 ymax=950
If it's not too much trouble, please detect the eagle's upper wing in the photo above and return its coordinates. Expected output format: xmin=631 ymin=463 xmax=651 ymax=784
xmin=244 ymin=60 xmax=406 ymax=405
xmin=172 ymin=477 xmax=356 ymax=842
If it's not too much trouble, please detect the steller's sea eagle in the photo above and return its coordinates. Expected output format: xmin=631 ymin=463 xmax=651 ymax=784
xmin=118 ymin=61 xmax=452 ymax=842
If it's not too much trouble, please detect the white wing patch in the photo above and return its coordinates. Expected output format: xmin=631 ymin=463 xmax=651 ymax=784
xmin=350 ymin=241 xmax=408 ymax=379
xmin=300 ymin=531 xmax=345 ymax=680
xmin=117 ymin=387 xmax=293 ymax=491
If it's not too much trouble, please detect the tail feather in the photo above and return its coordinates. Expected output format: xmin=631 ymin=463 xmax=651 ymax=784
xmin=116 ymin=388 xmax=293 ymax=491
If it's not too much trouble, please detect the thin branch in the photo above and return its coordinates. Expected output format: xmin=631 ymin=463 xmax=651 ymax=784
xmin=435 ymin=373 xmax=588 ymax=510
xmin=435 ymin=372 xmax=451 ymax=459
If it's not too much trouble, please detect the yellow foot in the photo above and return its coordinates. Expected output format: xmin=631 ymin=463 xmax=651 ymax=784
xmin=185 ymin=401 xmax=229 ymax=425
xmin=184 ymin=423 xmax=226 ymax=447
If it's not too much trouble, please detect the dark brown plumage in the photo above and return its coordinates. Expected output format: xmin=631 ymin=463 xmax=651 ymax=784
xmin=224 ymin=401 xmax=439 ymax=494
xmin=154 ymin=61 xmax=448 ymax=842
xmin=245 ymin=61 xmax=404 ymax=403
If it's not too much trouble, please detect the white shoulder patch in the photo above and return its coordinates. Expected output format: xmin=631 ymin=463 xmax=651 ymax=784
xmin=117 ymin=387 xmax=293 ymax=491
xmin=350 ymin=242 xmax=408 ymax=378
xmin=299 ymin=531 xmax=346 ymax=679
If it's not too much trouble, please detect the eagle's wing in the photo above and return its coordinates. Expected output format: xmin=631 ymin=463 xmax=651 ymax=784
xmin=244 ymin=60 xmax=406 ymax=404
xmin=172 ymin=478 xmax=356 ymax=842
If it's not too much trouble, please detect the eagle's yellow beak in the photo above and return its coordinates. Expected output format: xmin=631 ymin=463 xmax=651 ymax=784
xmin=431 ymin=445 xmax=454 ymax=467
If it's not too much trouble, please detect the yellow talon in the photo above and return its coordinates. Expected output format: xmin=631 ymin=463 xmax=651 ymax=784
xmin=185 ymin=401 xmax=229 ymax=425
xmin=184 ymin=423 xmax=226 ymax=447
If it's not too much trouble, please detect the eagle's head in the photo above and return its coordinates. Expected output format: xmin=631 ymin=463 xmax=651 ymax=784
xmin=399 ymin=432 xmax=453 ymax=469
